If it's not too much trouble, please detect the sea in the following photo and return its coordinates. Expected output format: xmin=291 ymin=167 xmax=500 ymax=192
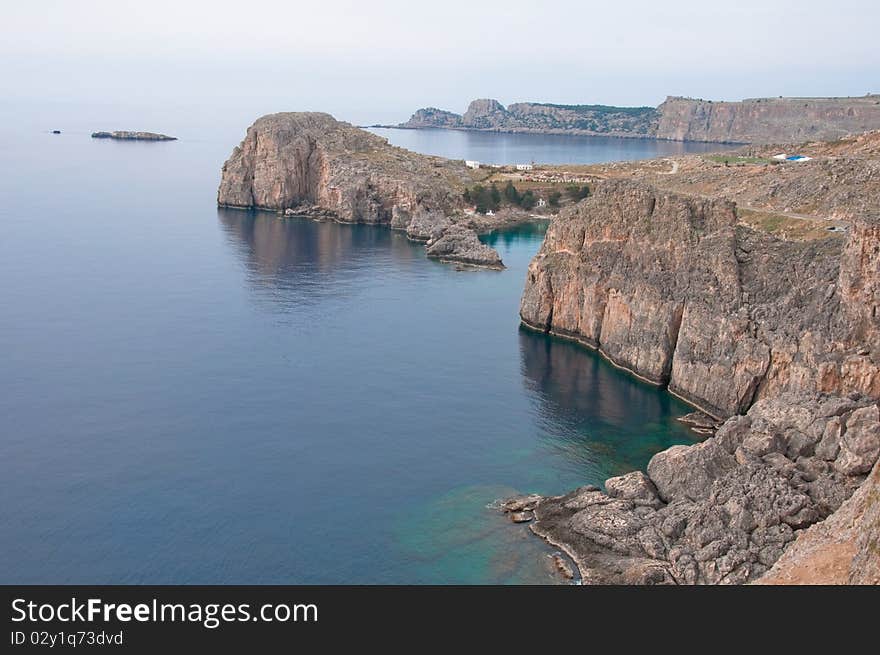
xmin=0 ymin=115 xmax=727 ymax=583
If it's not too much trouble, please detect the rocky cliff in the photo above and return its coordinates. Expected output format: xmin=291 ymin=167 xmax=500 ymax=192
xmin=217 ymin=112 xmax=519 ymax=268
xmin=399 ymin=95 xmax=880 ymax=144
xmin=520 ymin=179 xmax=880 ymax=418
xmin=515 ymin=132 xmax=880 ymax=583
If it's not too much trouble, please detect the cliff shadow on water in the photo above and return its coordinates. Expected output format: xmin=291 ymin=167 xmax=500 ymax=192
xmin=518 ymin=327 xmax=698 ymax=483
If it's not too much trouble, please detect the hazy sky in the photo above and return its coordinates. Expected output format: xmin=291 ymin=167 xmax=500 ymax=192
xmin=4 ymin=0 xmax=879 ymax=125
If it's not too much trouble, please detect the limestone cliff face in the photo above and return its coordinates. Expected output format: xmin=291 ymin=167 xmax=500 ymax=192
xmin=655 ymin=95 xmax=880 ymax=144
xmin=218 ymin=112 xmax=466 ymax=223
xmin=520 ymin=179 xmax=880 ymax=418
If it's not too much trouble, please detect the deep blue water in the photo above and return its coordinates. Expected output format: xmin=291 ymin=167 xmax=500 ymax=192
xmin=369 ymin=126 xmax=729 ymax=165
xmin=0 ymin=118 xmax=698 ymax=584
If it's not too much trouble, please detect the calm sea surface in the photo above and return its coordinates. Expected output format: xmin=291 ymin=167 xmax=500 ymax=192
xmin=369 ymin=126 xmax=728 ymax=164
xmin=0 ymin=116 xmax=700 ymax=583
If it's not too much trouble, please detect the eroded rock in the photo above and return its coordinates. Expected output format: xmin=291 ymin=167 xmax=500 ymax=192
xmin=529 ymin=393 xmax=880 ymax=584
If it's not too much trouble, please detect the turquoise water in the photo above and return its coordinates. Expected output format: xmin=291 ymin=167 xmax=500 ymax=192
xmin=0 ymin=118 xmax=698 ymax=584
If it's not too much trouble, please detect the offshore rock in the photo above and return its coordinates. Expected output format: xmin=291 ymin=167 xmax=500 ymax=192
xmin=91 ymin=131 xmax=176 ymax=141
xmin=425 ymin=225 xmax=504 ymax=269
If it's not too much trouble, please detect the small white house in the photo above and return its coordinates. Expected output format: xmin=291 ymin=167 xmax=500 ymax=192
xmin=465 ymin=160 xmax=481 ymax=169
xmin=536 ymin=198 xmax=547 ymax=208
xmin=515 ymin=163 xmax=533 ymax=171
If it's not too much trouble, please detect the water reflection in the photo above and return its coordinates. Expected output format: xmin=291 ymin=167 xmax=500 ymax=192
xmin=518 ymin=327 xmax=696 ymax=481
xmin=480 ymin=221 xmax=549 ymax=249
xmin=216 ymin=207 xmax=426 ymax=309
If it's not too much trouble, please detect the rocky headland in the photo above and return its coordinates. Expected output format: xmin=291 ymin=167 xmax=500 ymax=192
xmin=91 ymin=131 xmax=177 ymax=141
xmin=216 ymin=112 xmax=545 ymax=269
xmin=512 ymin=130 xmax=880 ymax=583
xmin=398 ymin=95 xmax=880 ymax=144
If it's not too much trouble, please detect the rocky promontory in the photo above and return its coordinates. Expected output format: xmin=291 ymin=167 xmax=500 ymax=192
xmin=217 ymin=112 xmax=517 ymax=269
xmin=515 ymin=131 xmax=880 ymax=583
xmin=91 ymin=131 xmax=177 ymax=141
xmin=399 ymin=95 xmax=880 ymax=144
xmin=400 ymin=98 xmax=659 ymax=138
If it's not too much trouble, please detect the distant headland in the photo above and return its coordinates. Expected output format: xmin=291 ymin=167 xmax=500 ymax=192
xmin=389 ymin=95 xmax=880 ymax=144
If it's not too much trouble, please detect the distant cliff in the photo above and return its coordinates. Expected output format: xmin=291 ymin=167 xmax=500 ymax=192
xmin=655 ymin=95 xmax=880 ymax=143
xmin=399 ymin=95 xmax=880 ymax=144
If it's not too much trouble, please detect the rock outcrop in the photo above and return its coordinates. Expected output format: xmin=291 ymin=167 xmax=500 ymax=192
xmin=755 ymin=456 xmax=880 ymax=584
xmin=217 ymin=112 xmax=510 ymax=268
xmin=425 ymin=224 xmax=504 ymax=269
xmin=91 ymin=131 xmax=177 ymax=141
xmin=399 ymin=95 xmax=880 ymax=144
xmin=527 ymin=393 xmax=880 ymax=584
xmin=520 ymin=179 xmax=880 ymax=418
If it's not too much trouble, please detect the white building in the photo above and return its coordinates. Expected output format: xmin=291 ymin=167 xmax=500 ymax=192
xmin=465 ymin=160 xmax=481 ymax=169
xmin=515 ymin=163 xmax=533 ymax=171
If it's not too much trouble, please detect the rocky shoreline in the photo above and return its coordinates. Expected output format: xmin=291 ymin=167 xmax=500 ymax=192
xmin=507 ymin=394 xmax=879 ymax=584
xmin=510 ymin=132 xmax=880 ymax=584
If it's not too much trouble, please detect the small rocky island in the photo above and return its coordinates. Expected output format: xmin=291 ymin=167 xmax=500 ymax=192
xmin=91 ymin=131 xmax=177 ymax=141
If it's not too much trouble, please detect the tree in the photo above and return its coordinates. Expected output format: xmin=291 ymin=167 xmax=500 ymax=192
xmin=548 ymin=191 xmax=561 ymax=207
xmin=502 ymin=180 xmax=521 ymax=205
xmin=490 ymin=184 xmax=501 ymax=207
xmin=463 ymin=188 xmax=472 ymax=203
xmin=520 ymin=190 xmax=537 ymax=210
xmin=566 ymin=184 xmax=590 ymax=201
